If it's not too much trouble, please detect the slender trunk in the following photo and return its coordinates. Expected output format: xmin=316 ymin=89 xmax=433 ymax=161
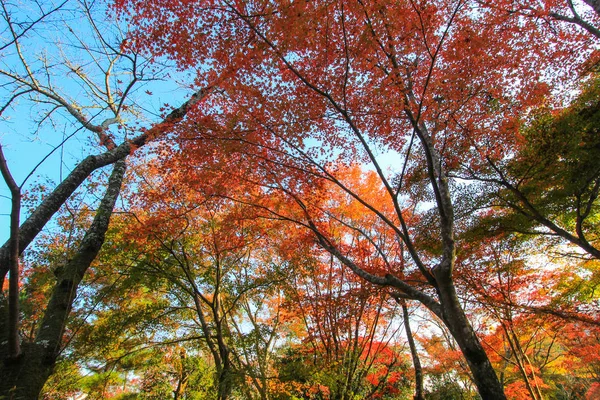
xmin=188 ymin=288 xmax=232 ymax=400
xmin=0 ymin=145 xmax=21 ymax=360
xmin=215 ymin=312 xmax=234 ymax=400
xmin=402 ymin=302 xmax=424 ymax=400
xmin=173 ymin=349 xmax=189 ymax=400
xmin=503 ymin=323 xmax=544 ymax=400
xmin=0 ymin=160 xmax=126 ymax=399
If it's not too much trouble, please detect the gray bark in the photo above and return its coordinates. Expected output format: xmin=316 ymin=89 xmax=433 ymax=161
xmin=409 ymin=99 xmax=507 ymax=399
xmin=434 ymin=274 xmax=506 ymax=399
xmin=0 ymin=145 xmax=21 ymax=359
xmin=0 ymin=159 xmax=126 ymax=399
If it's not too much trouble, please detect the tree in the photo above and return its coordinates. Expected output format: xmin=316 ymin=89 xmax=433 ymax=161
xmin=34 ymin=205 xmax=217 ymax=399
xmin=0 ymin=1 xmax=213 ymax=396
xmin=113 ymin=1 xmax=599 ymax=397
xmin=1 ymin=157 xmax=126 ymax=398
xmin=75 ymin=168 xmax=294 ymax=400
xmin=281 ymin=248 xmax=409 ymax=399
xmin=461 ymin=75 xmax=600 ymax=261
xmin=446 ymin=202 xmax=600 ymax=398
xmin=482 ymin=0 xmax=600 ymax=40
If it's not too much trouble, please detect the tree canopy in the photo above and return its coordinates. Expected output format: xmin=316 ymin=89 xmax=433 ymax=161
xmin=1 ymin=0 xmax=599 ymax=399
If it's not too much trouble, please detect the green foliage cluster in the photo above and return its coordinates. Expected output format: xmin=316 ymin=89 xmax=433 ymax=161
xmin=487 ymin=76 xmax=600 ymax=240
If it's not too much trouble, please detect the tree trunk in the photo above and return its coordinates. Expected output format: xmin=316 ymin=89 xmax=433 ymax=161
xmin=317 ymin=239 xmax=507 ymax=399
xmin=0 ymin=145 xmax=22 ymax=360
xmin=216 ymin=315 xmax=235 ymax=400
xmin=401 ymin=302 xmax=424 ymax=400
xmin=173 ymin=348 xmax=189 ymax=400
xmin=411 ymin=114 xmax=506 ymax=399
xmin=217 ymin=354 xmax=234 ymax=400
xmin=0 ymin=142 xmax=135 ymax=286
xmin=435 ymin=274 xmax=506 ymax=400
xmin=0 ymin=160 xmax=126 ymax=399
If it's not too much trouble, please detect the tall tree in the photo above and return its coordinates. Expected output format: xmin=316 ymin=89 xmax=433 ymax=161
xmin=0 ymin=159 xmax=126 ymax=398
xmin=0 ymin=0 xmax=214 ymax=289
xmin=113 ymin=0 xmax=600 ymax=397
xmin=0 ymin=1 xmax=213 ymax=396
xmin=101 ymin=172 xmax=292 ymax=400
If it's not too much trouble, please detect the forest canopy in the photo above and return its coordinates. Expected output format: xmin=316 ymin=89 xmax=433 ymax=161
xmin=0 ymin=0 xmax=599 ymax=399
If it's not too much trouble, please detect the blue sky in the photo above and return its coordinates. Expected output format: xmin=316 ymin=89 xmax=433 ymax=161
xmin=0 ymin=0 xmax=187 ymax=244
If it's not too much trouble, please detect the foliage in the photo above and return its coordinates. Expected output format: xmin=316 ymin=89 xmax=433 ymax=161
xmin=2 ymin=0 xmax=600 ymax=399
xmin=466 ymin=75 xmax=600 ymax=259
